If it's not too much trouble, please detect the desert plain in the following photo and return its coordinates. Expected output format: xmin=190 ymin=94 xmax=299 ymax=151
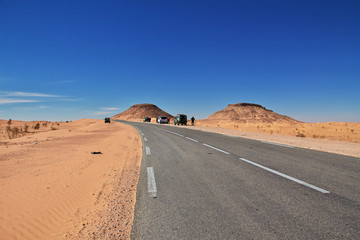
xmin=0 ymin=119 xmax=142 ymax=240
xmin=1 ymin=108 xmax=360 ymax=239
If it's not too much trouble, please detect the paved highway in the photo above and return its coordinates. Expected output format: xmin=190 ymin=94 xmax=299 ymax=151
xmin=116 ymin=121 xmax=360 ymax=239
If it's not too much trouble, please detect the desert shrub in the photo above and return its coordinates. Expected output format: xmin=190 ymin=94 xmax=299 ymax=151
xmin=5 ymin=126 xmax=20 ymax=139
xmin=34 ymin=123 xmax=40 ymax=130
xmin=51 ymin=127 xmax=57 ymax=130
xmin=24 ymin=125 xmax=29 ymax=133
xmin=7 ymin=119 xmax=12 ymax=125
xmin=42 ymin=123 xmax=47 ymax=127
xmin=6 ymin=126 xmax=11 ymax=139
xmin=296 ymin=132 xmax=306 ymax=138
xmin=11 ymin=127 xmax=19 ymax=138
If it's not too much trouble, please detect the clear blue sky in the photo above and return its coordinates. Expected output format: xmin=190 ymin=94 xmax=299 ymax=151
xmin=1 ymin=0 xmax=359 ymax=122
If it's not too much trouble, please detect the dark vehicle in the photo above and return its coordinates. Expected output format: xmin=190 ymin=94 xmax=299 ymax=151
xmin=143 ymin=117 xmax=151 ymax=122
xmin=105 ymin=117 xmax=110 ymax=123
xmin=157 ymin=116 xmax=169 ymax=124
xmin=174 ymin=114 xmax=187 ymax=125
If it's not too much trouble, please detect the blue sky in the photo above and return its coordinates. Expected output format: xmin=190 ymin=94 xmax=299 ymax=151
xmin=1 ymin=0 xmax=359 ymax=122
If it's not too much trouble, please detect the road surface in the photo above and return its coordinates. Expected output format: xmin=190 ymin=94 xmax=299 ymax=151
xmin=116 ymin=120 xmax=360 ymax=239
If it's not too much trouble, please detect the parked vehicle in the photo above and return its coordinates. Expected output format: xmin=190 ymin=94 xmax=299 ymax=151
xmin=174 ymin=114 xmax=187 ymax=125
xmin=157 ymin=116 xmax=169 ymax=124
xmin=105 ymin=117 xmax=111 ymax=123
xmin=143 ymin=117 xmax=151 ymax=122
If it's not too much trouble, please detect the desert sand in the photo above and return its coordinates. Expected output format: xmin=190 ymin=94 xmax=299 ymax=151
xmin=196 ymin=120 xmax=360 ymax=144
xmin=0 ymin=119 xmax=142 ymax=240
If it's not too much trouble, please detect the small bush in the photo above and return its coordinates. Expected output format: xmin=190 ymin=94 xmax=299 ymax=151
xmin=51 ymin=127 xmax=57 ymax=130
xmin=24 ymin=125 xmax=29 ymax=133
xmin=34 ymin=123 xmax=40 ymax=130
xmin=5 ymin=126 xmax=20 ymax=139
xmin=7 ymin=119 xmax=12 ymax=125
xmin=6 ymin=126 xmax=11 ymax=139
xmin=11 ymin=127 xmax=19 ymax=138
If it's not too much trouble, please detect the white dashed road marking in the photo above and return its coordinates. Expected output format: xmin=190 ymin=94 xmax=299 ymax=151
xmin=144 ymin=137 xmax=148 ymax=142
xmin=185 ymin=137 xmax=199 ymax=142
xmin=239 ymin=158 xmax=330 ymax=193
xmin=161 ymin=129 xmax=184 ymax=137
xmin=202 ymin=143 xmax=230 ymax=155
xmin=146 ymin=146 xmax=151 ymax=155
xmin=147 ymin=167 xmax=157 ymax=198
xmin=261 ymin=141 xmax=295 ymax=148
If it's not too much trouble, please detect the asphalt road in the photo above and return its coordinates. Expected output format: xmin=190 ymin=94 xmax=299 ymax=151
xmin=116 ymin=121 xmax=360 ymax=239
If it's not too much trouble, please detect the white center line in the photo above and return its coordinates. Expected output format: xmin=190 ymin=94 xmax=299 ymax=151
xmin=146 ymin=146 xmax=151 ymax=155
xmin=202 ymin=143 xmax=230 ymax=155
xmin=239 ymin=158 xmax=330 ymax=193
xmin=185 ymin=137 xmax=199 ymax=142
xmin=261 ymin=141 xmax=294 ymax=148
xmin=144 ymin=137 xmax=148 ymax=142
xmin=147 ymin=167 xmax=157 ymax=198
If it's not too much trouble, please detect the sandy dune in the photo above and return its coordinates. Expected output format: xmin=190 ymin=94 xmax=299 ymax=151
xmin=0 ymin=119 xmax=142 ymax=240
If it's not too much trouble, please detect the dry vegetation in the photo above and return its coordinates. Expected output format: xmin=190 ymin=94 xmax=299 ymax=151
xmin=0 ymin=119 xmax=71 ymax=140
